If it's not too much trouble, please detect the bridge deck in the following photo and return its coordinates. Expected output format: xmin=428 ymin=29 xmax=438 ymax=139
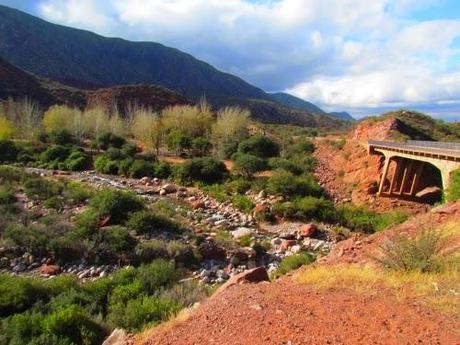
xmin=368 ymin=140 xmax=460 ymax=160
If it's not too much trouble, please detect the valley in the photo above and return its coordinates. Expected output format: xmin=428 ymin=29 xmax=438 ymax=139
xmin=0 ymin=3 xmax=459 ymax=345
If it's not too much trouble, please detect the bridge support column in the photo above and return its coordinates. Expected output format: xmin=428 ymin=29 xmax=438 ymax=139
xmin=400 ymin=160 xmax=414 ymax=195
xmin=409 ymin=161 xmax=424 ymax=196
xmin=441 ymin=170 xmax=452 ymax=190
xmin=377 ymin=156 xmax=390 ymax=196
xmin=390 ymin=158 xmax=405 ymax=195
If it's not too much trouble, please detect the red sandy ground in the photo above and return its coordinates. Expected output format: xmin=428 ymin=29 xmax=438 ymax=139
xmin=140 ymin=202 xmax=460 ymax=345
xmin=142 ymin=277 xmax=459 ymax=345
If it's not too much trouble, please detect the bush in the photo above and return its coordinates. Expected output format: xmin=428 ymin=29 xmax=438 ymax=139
xmin=24 ymin=178 xmax=63 ymax=200
xmin=271 ymin=253 xmax=315 ymax=279
xmin=266 ymin=171 xmax=322 ymax=198
xmin=377 ymin=231 xmax=444 ymax=272
xmin=48 ymin=129 xmax=74 ymax=145
xmin=445 ymin=168 xmax=460 ymax=201
xmin=231 ymin=194 xmax=255 ymax=213
xmin=42 ymin=305 xmax=106 ymax=345
xmin=233 ymin=153 xmax=266 ymax=178
xmin=101 ymin=226 xmax=137 ymax=253
xmin=64 ymin=150 xmax=91 ymax=171
xmin=108 ymin=294 xmax=179 ymax=332
xmin=0 ymin=275 xmax=47 ymax=317
xmin=272 ymin=197 xmax=336 ymax=222
xmin=175 ymin=157 xmax=228 ymax=184
xmin=93 ymin=132 xmax=126 ymax=150
xmin=128 ymin=160 xmax=155 ymax=178
xmin=137 ymin=260 xmax=181 ymax=293
xmin=0 ymin=140 xmax=18 ymax=162
xmin=90 ymin=189 xmax=144 ymax=224
xmin=127 ymin=210 xmax=181 ymax=235
xmin=0 ymin=186 xmax=16 ymax=205
xmin=338 ymin=205 xmax=408 ymax=233
xmin=154 ymin=161 xmax=172 ymax=179
xmin=286 ymin=139 xmax=315 ymax=156
xmin=238 ymin=134 xmax=279 ymax=158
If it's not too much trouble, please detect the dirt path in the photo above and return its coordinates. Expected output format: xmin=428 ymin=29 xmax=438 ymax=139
xmin=141 ymin=276 xmax=459 ymax=345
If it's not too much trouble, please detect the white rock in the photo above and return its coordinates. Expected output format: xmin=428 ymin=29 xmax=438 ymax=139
xmin=231 ymin=227 xmax=254 ymax=239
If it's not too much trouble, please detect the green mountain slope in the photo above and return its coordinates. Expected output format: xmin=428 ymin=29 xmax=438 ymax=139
xmin=0 ymin=5 xmax=268 ymax=102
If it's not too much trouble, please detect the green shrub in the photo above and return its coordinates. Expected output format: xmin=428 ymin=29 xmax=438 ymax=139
xmin=128 ymin=160 xmax=155 ymax=178
xmin=271 ymin=252 xmax=315 ymax=279
xmin=135 ymin=241 xmax=169 ymax=263
xmin=225 ymin=178 xmax=251 ymax=194
xmin=231 ymin=194 xmax=254 ymax=213
xmin=48 ymin=129 xmax=74 ymax=145
xmin=42 ymin=305 xmax=106 ymax=345
xmin=272 ymin=197 xmax=336 ymax=222
xmin=0 ymin=310 xmax=43 ymax=345
xmin=127 ymin=210 xmax=181 ymax=235
xmin=0 ymin=186 xmax=16 ymax=205
xmin=154 ymin=161 xmax=172 ymax=179
xmin=0 ymin=275 xmax=47 ymax=317
xmin=0 ymin=140 xmax=19 ymax=162
xmin=101 ymin=226 xmax=137 ymax=253
xmin=24 ymin=178 xmax=63 ymax=200
xmin=137 ymin=260 xmax=181 ymax=293
xmin=90 ymin=189 xmax=144 ymax=224
xmin=377 ymin=231 xmax=444 ymax=272
xmin=94 ymin=132 xmax=126 ymax=150
xmin=238 ymin=134 xmax=279 ymax=158
xmin=266 ymin=171 xmax=322 ymax=198
xmin=232 ymin=153 xmax=266 ymax=178
xmin=175 ymin=157 xmax=228 ymax=184
xmin=286 ymin=139 xmax=315 ymax=156
xmin=445 ymin=168 xmax=460 ymax=201
xmin=108 ymin=294 xmax=179 ymax=332
xmin=39 ymin=145 xmax=71 ymax=164
xmin=338 ymin=205 xmax=408 ymax=233
xmin=268 ymin=157 xmax=304 ymax=175
xmin=64 ymin=150 xmax=91 ymax=171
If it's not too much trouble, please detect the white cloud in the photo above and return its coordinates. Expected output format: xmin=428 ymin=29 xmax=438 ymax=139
xmin=35 ymin=0 xmax=460 ymax=118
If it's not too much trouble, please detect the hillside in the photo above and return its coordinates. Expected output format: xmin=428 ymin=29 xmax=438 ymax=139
xmin=269 ymin=92 xmax=355 ymax=121
xmin=355 ymin=110 xmax=460 ymax=142
xmin=0 ymin=5 xmax=348 ymax=128
xmin=0 ymin=58 xmax=190 ymax=112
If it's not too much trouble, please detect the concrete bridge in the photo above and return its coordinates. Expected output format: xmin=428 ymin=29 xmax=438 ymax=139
xmin=367 ymin=140 xmax=460 ymax=197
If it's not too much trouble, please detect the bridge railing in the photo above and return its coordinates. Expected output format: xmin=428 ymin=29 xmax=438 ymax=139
xmin=407 ymin=140 xmax=460 ymax=151
xmin=368 ymin=140 xmax=460 ymax=158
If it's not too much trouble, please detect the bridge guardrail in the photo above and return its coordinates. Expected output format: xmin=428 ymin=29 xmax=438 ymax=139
xmin=407 ymin=140 xmax=460 ymax=151
xmin=368 ymin=140 xmax=460 ymax=159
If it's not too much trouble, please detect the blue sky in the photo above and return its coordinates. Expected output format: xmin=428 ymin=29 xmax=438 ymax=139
xmin=1 ymin=0 xmax=460 ymax=120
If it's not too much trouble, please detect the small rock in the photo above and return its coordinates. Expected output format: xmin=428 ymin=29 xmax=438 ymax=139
xmin=298 ymin=223 xmax=317 ymax=238
xmin=231 ymin=227 xmax=254 ymax=239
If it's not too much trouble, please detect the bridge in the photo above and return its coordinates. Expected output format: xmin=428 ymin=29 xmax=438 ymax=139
xmin=367 ymin=140 xmax=460 ymax=197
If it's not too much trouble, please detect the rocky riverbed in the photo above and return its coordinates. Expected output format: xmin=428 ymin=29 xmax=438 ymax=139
xmin=2 ymin=168 xmax=338 ymax=284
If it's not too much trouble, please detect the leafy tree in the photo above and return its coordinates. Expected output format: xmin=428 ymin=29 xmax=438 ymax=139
xmin=212 ymin=107 xmax=249 ymax=158
xmin=238 ymin=134 xmax=279 ymax=158
xmin=129 ymin=106 xmax=163 ymax=153
xmin=166 ymin=129 xmax=191 ymax=154
xmin=42 ymin=105 xmax=81 ymax=136
xmin=0 ymin=116 xmax=14 ymax=139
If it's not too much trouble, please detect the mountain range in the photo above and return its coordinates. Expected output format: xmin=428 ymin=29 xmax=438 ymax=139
xmin=0 ymin=4 xmax=353 ymax=126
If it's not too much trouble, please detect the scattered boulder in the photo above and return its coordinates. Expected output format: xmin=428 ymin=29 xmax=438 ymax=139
xmin=39 ymin=264 xmax=61 ymax=276
xmin=192 ymin=201 xmax=206 ymax=210
xmin=160 ymin=184 xmax=178 ymax=195
xmin=281 ymin=240 xmax=296 ymax=251
xmin=213 ymin=267 xmax=270 ymax=297
xmin=199 ymin=242 xmax=227 ymax=261
xmin=231 ymin=227 xmax=254 ymax=239
xmin=102 ymin=329 xmax=128 ymax=345
xmin=298 ymin=223 xmax=317 ymax=238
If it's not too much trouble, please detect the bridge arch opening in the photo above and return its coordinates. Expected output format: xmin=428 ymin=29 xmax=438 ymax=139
xmin=379 ymin=157 xmax=443 ymax=203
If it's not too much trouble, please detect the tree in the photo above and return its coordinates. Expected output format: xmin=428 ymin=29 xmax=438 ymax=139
xmin=130 ymin=106 xmax=163 ymax=154
xmin=0 ymin=117 xmax=14 ymax=139
xmin=238 ymin=134 xmax=280 ymax=158
xmin=166 ymin=129 xmax=191 ymax=154
xmin=5 ymin=98 xmax=42 ymax=141
xmin=212 ymin=107 xmax=250 ymax=158
xmin=42 ymin=105 xmax=81 ymax=136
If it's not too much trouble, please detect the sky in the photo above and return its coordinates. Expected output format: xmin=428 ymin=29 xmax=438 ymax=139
xmin=1 ymin=0 xmax=460 ymax=120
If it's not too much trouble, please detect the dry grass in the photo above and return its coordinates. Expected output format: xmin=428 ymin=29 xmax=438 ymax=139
xmin=134 ymin=306 xmax=196 ymax=345
xmin=297 ymin=265 xmax=459 ymax=316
